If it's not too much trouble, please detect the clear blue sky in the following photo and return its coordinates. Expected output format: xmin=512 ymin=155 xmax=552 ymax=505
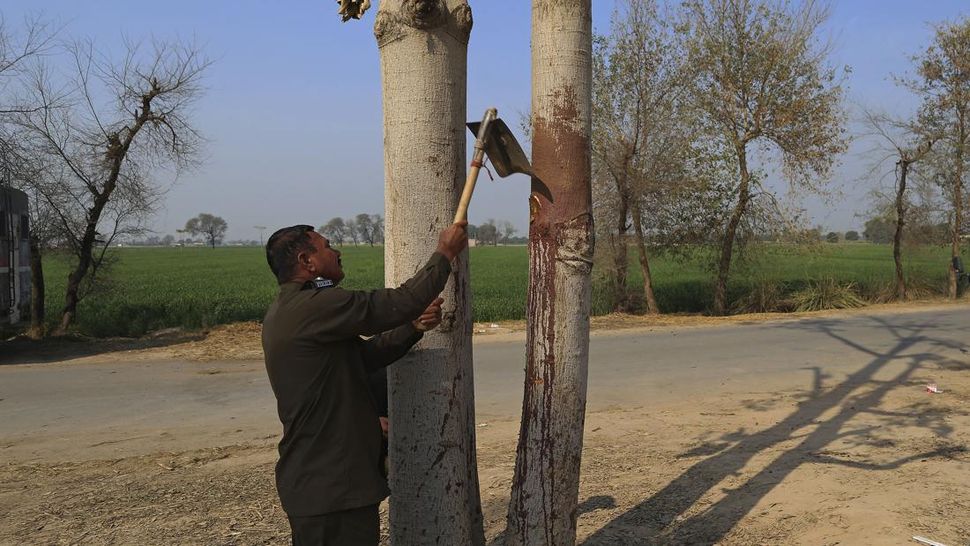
xmin=4 ymin=1 xmax=969 ymax=241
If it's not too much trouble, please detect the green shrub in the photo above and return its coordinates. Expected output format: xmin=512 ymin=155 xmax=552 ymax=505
xmin=791 ymin=278 xmax=865 ymax=312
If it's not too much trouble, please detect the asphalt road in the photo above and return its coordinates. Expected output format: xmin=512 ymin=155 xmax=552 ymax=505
xmin=2 ymin=305 xmax=968 ymax=462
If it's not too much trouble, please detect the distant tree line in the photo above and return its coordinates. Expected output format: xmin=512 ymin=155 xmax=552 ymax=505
xmin=320 ymin=214 xmax=384 ymax=246
xmin=319 ymin=214 xmax=521 ymax=246
xmin=467 ymin=219 xmax=520 ymax=246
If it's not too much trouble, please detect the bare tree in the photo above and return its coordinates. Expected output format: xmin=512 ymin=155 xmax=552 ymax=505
xmin=507 ymin=1 xmax=593 ymax=544
xmin=907 ymin=17 xmax=970 ymax=298
xmin=1 ymin=16 xmax=60 ymax=338
xmin=682 ymin=0 xmax=848 ymax=315
xmin=862 ymin=108 xmax=938 ymax=300
xmin=13 ymin=37 xmax=209 ymax=333
xmin=373 ymin=1 xmax=483 ymax=544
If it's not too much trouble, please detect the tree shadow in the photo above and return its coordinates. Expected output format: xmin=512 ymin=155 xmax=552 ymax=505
xmin=581 ymin=314 xmax=970 ymax=545
xmin=0 ymin=330 xmax=206 ymax=366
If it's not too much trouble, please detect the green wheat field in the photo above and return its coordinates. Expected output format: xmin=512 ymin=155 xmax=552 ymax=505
xmin=39 ymin=243 xmax=966 ymax=337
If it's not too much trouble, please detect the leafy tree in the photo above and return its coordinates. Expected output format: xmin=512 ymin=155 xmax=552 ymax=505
xmin=826 ymin=231 xmax=839 ymax=243
xmin=845 ymin=230 xmax=860 ymax=241
xmin=319 ymin=217 xmax=347 ymax=246
xmin=864 ymin=215 xmax=894 ymax=244
xmin=344 ymin=217 xmax=359 ymax=246
xmin=908 ymin=17 xmax=970 ymax=298
xmin=370 ymin=214 xmax=384 ymax=244
xmin=185 ymin=213 xmax=227 ymax=248
xmin=499 ymin=220 xmax=516 ymax=244
xmin=682 ymin=0 xmax=849 ymax=314
xmin=355 ymin=212 xmax=375 ymax=246
xmin=592 ymin=0 xmax=711 ymax=314
xmin=477 ymin=220 xmax=498 ymax=246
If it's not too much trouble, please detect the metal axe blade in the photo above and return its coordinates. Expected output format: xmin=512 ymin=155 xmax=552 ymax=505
xmin=466 ymin=118 xmax=533 ymax=178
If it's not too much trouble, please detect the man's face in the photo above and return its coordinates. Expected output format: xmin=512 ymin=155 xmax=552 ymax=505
xmin=303 ymin=231 xmax=344 ymax=283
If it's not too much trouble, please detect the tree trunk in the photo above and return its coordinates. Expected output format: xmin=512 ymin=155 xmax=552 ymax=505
xmin=949 ymin=118 xmax=965 ymax=299
xmin=630 ymin=197 xmax=659 ymax=315
xmin=506 ymin=2 xmax=593 ymax=544
xmin=59 ymin=194 xmax=111 ymax=333
xmin=893 ymin=161 xmax=908 ymax=301
xmin=374 ymin=2 xmax=483 ymax=544
xmin=610 ymin=186 xmax=629 ymax=312
xmin=28 ymin=236 xmax=45 ymax=339
xmin=713 ymin=145 xmax=751 ymax=316
xmin=59 ymin=116 xmax=144 ymax=333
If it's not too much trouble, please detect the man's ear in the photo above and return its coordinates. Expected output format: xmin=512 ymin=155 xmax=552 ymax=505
xmin=297 ymin=252 xmax=312 ymax=271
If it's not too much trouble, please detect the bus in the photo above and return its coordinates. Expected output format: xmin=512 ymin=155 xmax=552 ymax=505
xmin=1 ymin=186 xmax=30 ymax=326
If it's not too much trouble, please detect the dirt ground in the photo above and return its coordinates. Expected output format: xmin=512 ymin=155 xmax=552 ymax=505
xmin=2 ymin=304 xmax=969 ymax=545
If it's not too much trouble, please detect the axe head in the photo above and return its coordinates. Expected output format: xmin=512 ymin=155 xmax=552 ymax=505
xmin=467 ymin=118 xmax=534 ymax=178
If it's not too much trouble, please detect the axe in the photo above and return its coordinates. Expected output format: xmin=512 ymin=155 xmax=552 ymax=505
xmin=453 ymin=108 xmax=534 ymax=223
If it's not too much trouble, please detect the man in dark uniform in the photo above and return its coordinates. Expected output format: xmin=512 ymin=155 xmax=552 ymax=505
xmin=262 ymin=221 xmax=468 ymax=545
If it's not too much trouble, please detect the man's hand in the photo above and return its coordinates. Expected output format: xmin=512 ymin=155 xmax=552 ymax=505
xmin=413 ymin=297 xmax=444 ymax=332
xmin=436 ymin=221 xmax=469 ymax=261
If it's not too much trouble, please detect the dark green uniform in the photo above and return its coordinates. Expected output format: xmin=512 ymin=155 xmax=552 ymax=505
xmin=262 ymin=252 xmax=451 ymax=517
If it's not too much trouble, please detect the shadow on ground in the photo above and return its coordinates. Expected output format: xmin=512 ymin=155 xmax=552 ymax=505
xmin=573 ymin=314 xmax=969 ymax=544
xmin=0 ymin=330 xmax=205 ymax=366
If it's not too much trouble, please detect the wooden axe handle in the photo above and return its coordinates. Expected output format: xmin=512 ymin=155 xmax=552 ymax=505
xmin=453 ymin=108 xmax=497 ymax=224
xmin=453 ymin=163 xmax=482 ymax=223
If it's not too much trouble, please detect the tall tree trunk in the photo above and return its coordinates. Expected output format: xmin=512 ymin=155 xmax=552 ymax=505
xmin=507 ymin=2 xmax=593 ymax=544
xmin=950 ymin=117 xmax=965 ymax=299
xmin=630 ymin=197 xmax=659 ymax=315
xmin=610 ymin=185 xmax=629 ymax=311
xmin=28 ymin=236 xmax=45 ymax=339
xmin=713 ymin=145 xmax=751 ymax=316
xmin=59 ymin=116 xmax=144 ymax=333
xmin=374 ymin=2 xmax=483 ymax=544
xmin=893 ymin=161 xmax=908 ymax=300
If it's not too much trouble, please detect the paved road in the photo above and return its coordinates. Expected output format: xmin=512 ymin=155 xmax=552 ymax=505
xmin=2 ymin=305 xmax=968 ymax=462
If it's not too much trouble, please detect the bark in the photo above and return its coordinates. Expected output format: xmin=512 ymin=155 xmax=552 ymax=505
xmin=507 ymin=2 xmax=593 ymax=544
xmin=59 ymin=186 xmax=115 ymax=332
xmin=949 ymin=115 xmax=965 ymax=299
xmin=630 ymin=197 xmax=659 ymax=315
xmin=28 ymin=236 xmax=45 ymax=339
xmin=610 ymin=186 xmax=629 ymax=311
xmin=58 ymin=120 xmax=143 ymax=333
xmin=893 ymin=161 xmax=908 ymax=301
xmin=713 ymin=145 xmax=751 ymax=316
xmin=374 ymin=2 xmax=483 ymax=544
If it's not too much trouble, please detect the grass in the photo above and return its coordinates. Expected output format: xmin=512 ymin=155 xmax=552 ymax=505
xmin=38 ymin=242 xmax=968 ymax=337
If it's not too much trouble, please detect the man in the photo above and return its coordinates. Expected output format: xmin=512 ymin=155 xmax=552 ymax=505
xmin=262 ymin=221 xmax=468 ymax=545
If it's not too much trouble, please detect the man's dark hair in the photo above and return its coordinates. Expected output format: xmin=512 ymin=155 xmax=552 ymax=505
xmin=266 ymin=225 xmax=316 ymax=284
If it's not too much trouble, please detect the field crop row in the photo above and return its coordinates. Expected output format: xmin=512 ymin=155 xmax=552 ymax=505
xmin=38 ymin=243 xmax=966 ymax=337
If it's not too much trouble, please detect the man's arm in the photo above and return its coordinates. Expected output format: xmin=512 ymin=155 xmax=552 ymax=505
xmin=359 ymin=323 xmax=424 ymax=372
xmin=309 ymin=223 xmax=467 ymax=341
xmin=312 ymin=253 xmax=449 ymax=339
xmin=359 ymin=297 xmax=444 ymax=371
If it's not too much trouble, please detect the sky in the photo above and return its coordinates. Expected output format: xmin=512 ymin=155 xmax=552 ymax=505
xmin=3 ymin=0 xmax=969 ymax=242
